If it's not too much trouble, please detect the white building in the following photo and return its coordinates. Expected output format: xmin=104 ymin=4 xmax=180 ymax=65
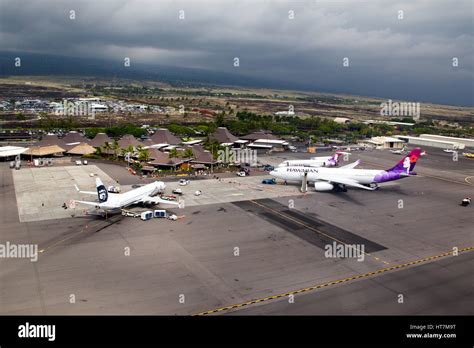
xmin=274 ymin=110 xmax=295 ymax=116
xmin=90 ymin=103 xmax=108 ymax=113
xmin=248 ymin=139 xmax=289 ymax=152
xmin=418 ymin=134 xmax=474 ymax=148
xmin=395 ymin=135 xmax=465 ymax=150
xmin=363 ymin=120 xmax=415 ymax=126
xmin=333 ymin=117 xmax=351 ymax=124
xmin=364 ymin=136 xmax=406 ymax=149
xmin=0 ymin=146 xmax=28 ymax=159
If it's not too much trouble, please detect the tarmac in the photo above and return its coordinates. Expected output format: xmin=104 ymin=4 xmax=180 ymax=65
xmin=0 ymin=147 xmax=473 ymax=315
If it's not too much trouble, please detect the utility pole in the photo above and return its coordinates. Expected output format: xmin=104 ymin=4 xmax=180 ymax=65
xmin=211 ymin=144 xmax=214 ymax=174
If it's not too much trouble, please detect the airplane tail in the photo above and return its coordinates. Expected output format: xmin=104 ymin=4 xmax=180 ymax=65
xmin=387 ymin=148 xmax=422 ymax=174
xmin=96 ymin=177 xmax=108 ymax=202
xmin=328 ymin=151 xmax=345 ymax=165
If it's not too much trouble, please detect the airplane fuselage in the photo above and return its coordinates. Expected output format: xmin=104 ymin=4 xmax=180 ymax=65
xmin=278 ymin=157 xmax=333 ymax=168
xmin=97 ymin=181 xmax=165 ymax=210
xmin=271 ymin=166 xmax=407 ymax=185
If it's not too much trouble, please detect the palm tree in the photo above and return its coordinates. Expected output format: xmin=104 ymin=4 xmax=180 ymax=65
xmin=111 ymin=140 xmax=120 ymax=160
xmin=137 ymin=148 xmax=150 ymax=162
xmin=183 ymin=147 xmax=194 ymax=159
xmin=125 ymin=145 xmax=135 ymax=155
xmin=169 ymin=148 xmax=179 ymax=158
xmin=103 ymin=142 xmax=111 ymax=158
xmin=122 ymin=145 xmax=135 ymax=162
xmin=94 ymin=145 xmax=103 ymax=157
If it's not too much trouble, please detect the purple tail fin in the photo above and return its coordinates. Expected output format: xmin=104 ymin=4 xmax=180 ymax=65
xmin=387 ymin=148 xmax=422 ymax=174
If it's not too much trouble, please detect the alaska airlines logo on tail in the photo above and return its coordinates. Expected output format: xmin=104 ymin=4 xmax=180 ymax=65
xmin=97 ymin=185 xmax=108 ymax=202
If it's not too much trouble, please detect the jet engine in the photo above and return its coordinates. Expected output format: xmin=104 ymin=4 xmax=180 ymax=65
xmin=314 ymin=182 xmax=334 ymax=191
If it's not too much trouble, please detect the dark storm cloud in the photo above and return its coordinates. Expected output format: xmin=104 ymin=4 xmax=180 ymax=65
xmin=0 ymin=0 xmax=472 ymax=105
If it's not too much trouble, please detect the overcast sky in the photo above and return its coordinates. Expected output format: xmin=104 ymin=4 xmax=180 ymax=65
xmin=0 ymin=0 xmax=473 ymax=106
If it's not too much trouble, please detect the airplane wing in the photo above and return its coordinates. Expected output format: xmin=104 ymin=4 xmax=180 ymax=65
xmin=339 ymin=160 xmax=360 ymax=169
xmin=317 ymin=174 xmax=376 ymax=191
xmin=73 ymin=200 xmax=100 ymax=207
xmin=138 ymin=196 xmax=184 ymax=208
xmin=74 ymin=184 xmax=97 ymax=195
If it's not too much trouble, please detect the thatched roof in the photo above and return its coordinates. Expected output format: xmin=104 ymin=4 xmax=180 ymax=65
xmin=141 ymin=138 xmax=155 ymax=148
xmin=148 ymin=150 xmax=186 ymax=167
xmin=89 ymin=133 xmax=112 ymax=148
xmin=209 ymin=127 xmax=238 ymax=144
xmin=190 ymin=145 xmax=216 ymax=164
xmin=24 ymin=145 xmax=65 ymax=156
xmin=36 ymin=134 xmax=67 ymax=148
xmin=67 ymin=142 xmax=96 ymax=155
xmin=62 ymin=131 xmax=89 ymax=145
xmin=118 ymin=134 xmax=141 ymax=149
xmin=150 ymin=128 xmax=181 ymax=145
xmin=241 ymin=131 xmax=279 ymax=141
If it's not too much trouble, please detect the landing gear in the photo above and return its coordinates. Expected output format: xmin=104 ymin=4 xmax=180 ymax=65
xmin=300 ymin=172 xmax=308 ymax=193
xmin=335 ymin=184 xmax=347 ymax=192
xmin=369 ymin=183 xmax=380 ymax=190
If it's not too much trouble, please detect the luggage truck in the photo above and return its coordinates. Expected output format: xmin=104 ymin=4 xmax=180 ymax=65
xmin=121 ymin=209 xmax=178 ymax=221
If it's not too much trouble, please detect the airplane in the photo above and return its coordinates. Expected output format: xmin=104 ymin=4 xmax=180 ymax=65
xmin=390 ymin=146 xmax=407 ymax=154
xmin=277 ymin=151 xmax=349 ymax=168
xmin=74 ymin=177 xmax=184 ymax=212
xmin=270 ymin=148 xmax=422 ymax=192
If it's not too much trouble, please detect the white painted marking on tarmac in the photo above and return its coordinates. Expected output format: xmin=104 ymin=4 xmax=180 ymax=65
xmin=464 ymin=176 xmax=474 ymax=185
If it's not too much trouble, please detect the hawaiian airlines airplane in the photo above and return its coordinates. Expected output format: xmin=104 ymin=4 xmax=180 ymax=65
xmin=277 ymin=151 xmax=348 ymax=168
xmin=270 ymin=148 xmax=422 ymax=191
xmin=74 ymin=177 xmax=183 ymax=211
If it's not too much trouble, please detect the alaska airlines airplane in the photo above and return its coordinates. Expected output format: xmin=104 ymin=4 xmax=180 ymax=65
xmin=74 ymin=177 xmax=183 ymax=211
xmin=270 ymin=148 xmax=422 ymax=191
xmin=277 ymin=151 xmax=347 ymax=168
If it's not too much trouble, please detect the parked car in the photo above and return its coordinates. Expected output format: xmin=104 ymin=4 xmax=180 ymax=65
xmin=75 ymin=160 xmax=82 ymax=165
xmin=262 ymin=178 xmax=277 ymax=185
xmin=160 ymin=195 xmax=177 ymax=201
xmin=236 ymin=171 xmax=247 ymax=177
xmin=9 ymin=161 xmax=15 ymax=169
xmin=82 ymin=160 xmax=88 ymax=165
xmin=172 ymin=188 xmax=183 ymax=195
xmin=194 ymin=190 xmax=202 ymax=196
xmin=108 ymin=186 xmax=121 ymax=193
xmin=263 ymin=165 xmax=274 ymax=172
xmin=179 ymin=179 xmax=190 ymax=186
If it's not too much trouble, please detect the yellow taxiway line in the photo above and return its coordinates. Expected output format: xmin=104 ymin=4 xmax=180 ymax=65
xmin=194 ymin=245 xmax=474 ymax=316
